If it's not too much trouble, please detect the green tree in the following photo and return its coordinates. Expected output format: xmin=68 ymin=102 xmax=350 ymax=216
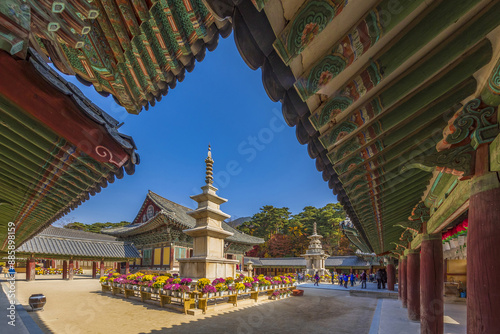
xmin=238 ymin=206 xmax=291 ymax=240
xmin=63 ymin=221 xmax=130 ymax=233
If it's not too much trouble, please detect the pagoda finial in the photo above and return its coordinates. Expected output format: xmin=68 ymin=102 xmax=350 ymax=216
xmin=313 ymin=222 xmax=317 ymax=235
xmin=205 ymin=144 xmax=214 ymax=185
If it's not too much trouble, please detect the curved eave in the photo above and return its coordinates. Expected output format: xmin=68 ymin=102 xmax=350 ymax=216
xmin=204 ymin=0 xmax=500 ymax=254
xmin=0 ymin=49 xmax=140 ymax=251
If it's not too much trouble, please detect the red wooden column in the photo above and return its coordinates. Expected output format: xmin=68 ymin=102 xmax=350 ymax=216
xmin=398 ymin=259 xmax=401 ymax=299
xmin=75 ymin=261 xmax=79 ymax=269
xmin=125 ymin=261 xmax=129 ymax=274
xmin=26 ymin=258 xmax=36 ymax=281
xmin=100 ymin=261 xmax=105 ymax=277
xmin=407 ymin=250 xmax=420 ymax=321
xmin=420 ymin=234 xmax=443 ymax=334
xmin=400 ymin=256 xmax=407 ymax=308
xmin=68 ymin=260 xmax=74 ymax=280
xmin=387 ymin=260 xmax=395 ymax=291
xmin=92 ymin=262 xmax=97 ymax=279
xmin=62 ymin=260 xmax=68 ymax=280
xmin=467 ymin=145 xmax=500 ymax=333
xmin=51 ymin=260 xmax=56 ymax=268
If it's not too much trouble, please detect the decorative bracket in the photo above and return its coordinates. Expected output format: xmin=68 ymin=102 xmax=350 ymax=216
xmin=402 ymin=98 xmax=498 ymax=179
xmin=409 ymin=201 xmax=430 ymax=224
xmin=390 ymin=242 xmax=407 ymax=250
xmin=402 ymin=144 xmax=476 ymax=179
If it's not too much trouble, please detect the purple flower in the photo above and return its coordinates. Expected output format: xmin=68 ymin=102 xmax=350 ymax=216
xmin=202 ymin=285 xmax=217 ymax=294
xmin=163 ymin=284 xmax=173 ymax=290
xmin=243 ymin=282 xmax=252 ymax=289
xmin=180 ymin=278 xmax=192 ymax=285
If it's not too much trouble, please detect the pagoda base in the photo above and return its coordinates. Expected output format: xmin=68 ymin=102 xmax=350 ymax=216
xmin=179 ymin=257 xmax=238 ymax=280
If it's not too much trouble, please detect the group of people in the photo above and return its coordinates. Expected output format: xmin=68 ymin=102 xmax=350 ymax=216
xmin=296 ymin=268 xmax=389 ymax=290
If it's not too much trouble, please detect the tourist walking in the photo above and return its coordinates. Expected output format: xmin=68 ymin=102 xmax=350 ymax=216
xmin=331 ymin=272 xmax=335 ymax=285
xmin=339 ymin=273 xmax=343 ymax=286
xmin=361 ymin=270 xmax=367 ymax=289
xmin=350 ymin=272 xmax=355 ymax=286
xmin=381 ymin=268 xmax=387 ymax=289
xmin=376 ymin=269 xmax=382 ymax=289
xmin=344 ymin=274 xmax=348 ymax=288
xmin=314 ymin=272 xmax=320 ymax=286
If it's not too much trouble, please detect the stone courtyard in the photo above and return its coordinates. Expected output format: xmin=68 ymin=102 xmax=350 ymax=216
xmin=2 ymin=274 xmax=466 ymax=334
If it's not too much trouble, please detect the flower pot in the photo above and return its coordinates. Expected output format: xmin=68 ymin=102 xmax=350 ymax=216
xmin=245 ymin=289 xmax=250 ymax=293
xmin=208 ymin=293 xmax=214 ymax=298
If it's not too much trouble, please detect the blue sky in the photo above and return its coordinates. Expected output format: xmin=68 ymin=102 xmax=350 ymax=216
xmin=54 ymin=33 xmax=337 ymax=226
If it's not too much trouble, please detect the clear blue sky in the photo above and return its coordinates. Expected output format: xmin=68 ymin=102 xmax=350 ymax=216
xmin=54 ymin=33 xmax=338 ymax=226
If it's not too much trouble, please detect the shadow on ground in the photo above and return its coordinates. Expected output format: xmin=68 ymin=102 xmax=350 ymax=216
xmin=144 ymin=288 xmax=377 ymax=334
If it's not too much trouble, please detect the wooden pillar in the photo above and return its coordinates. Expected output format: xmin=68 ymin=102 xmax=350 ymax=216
xmin=398 ymin=259 xmax=402 ymax=299
xmin=467 ymin=163 xmax=500 ymax=333
xmin=68 ymin=259 xmax=74 ymax=280
xmin=400 ymin=256 xmax=407 ymax=308
xmin=51 ymin=260 xmax=56 ymax=268
xmin=170 ymin=246 xmax=175 ymax=270
xmin=62 ymin=260 xmax=68 ymax=280
xmin=92 ymin=262 xmax=97 ymax=279
xmin=125 ymin=261 xmax=129 ymax=274
xmin=407 ymin=250 xmax=420 ymax=321
xmin=387 ymin=261 xmax=395 ymax=291
xmin=75 ymin=261 xmax=79 ymax=269
xmin=443 ymin=258 xmax=447 ymax=282
xmin=26 ymin=258 xmax=36 ymax=281
xmin=420 ymin=234 xmax=443 ymax=334
xmin=100 ymin=260 xmax=105 ymax=277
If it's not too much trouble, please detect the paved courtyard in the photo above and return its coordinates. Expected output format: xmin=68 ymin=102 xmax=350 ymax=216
xmin=1 ymin=276 xmax=465 ymax=334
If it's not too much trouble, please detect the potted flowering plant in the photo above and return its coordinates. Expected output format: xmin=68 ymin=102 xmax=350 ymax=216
xmin=234 ymin=282 xmax=245 ymax=293
xmin=163 ymin=283 xmax=173 ymax=296
xmin=172 ymin=284 xmax=190 ymax=298
xmin=215 ymin=283 xmax=228 ymax=296
xmin=271 ymin=290 xmax=280 ymax=300
xmin=197 ymin=278 xmax=211 ymax=291
xmin=180 ymin=278 xmax=192 ymax=285
xmin=259 ymin=279 xmax=271 ymax=291
xmin=225 ymin=277 xmax=234 ymax=285
xmin=242 ymin=282 xmax=251 ymax=293
xmin=202 ymin=284 xmax=216 ymax=298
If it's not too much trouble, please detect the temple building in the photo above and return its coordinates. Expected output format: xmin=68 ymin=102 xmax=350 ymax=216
xmin=103 ymin=190 xmax=264 ymax=272
xmin=16 ymin=226 xmax=140 ymax=281
xmin=244 ymin=256 xmax=380 ymax=277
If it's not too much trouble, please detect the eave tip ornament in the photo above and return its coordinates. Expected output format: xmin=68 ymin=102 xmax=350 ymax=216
xmin=205 ymin=144 xmax=214 ymax=185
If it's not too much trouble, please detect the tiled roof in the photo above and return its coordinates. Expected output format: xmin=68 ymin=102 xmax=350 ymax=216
xmin=0 ymin=48 xmax=140 ymax=252
xmin=244 ymin=256 xmax=377 ymax=268
xmin=103 ymin=191 xmax=264 ymax=246
xmin=16 ymin=226 xmax=140 ymax=259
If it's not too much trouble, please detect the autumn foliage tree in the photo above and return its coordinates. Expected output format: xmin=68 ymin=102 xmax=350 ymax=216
xmin=238 ymin=203 xmax=356 ymax=257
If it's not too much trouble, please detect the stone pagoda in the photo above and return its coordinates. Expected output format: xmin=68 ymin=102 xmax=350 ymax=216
xmin=178 ymin=146 xmax=238 ymax=279
xmin=302 ymin=222 xmax=329 ymax=276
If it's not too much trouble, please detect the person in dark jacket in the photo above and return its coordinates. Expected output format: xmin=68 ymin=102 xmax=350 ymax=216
xmin=361 ymin=270 xmax=367 ymax=289
xmin=376 ymin=269 xmax=383 ymax=289
xmin=381 ymin=268 xmax=387 ymax=289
